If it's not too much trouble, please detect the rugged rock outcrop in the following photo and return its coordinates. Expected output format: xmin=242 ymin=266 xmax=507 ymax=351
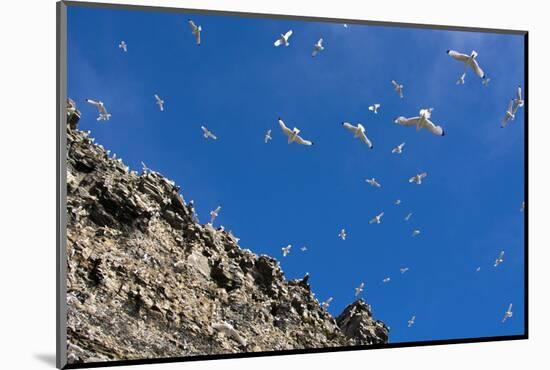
xmin=65 ymin=104 xmax=388 ymax=365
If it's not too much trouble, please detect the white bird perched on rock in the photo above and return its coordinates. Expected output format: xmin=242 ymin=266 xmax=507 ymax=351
xmin=456 ymin=72 xmax=466 ymax=85
xmin=400 ymin=267 xmax=409 ymax=274
xmin=212 ymin=321 xmax=247 ymax=346
xmin=409 ymin=172 xmax=428 ymax=185
xmin=282 ymin=244 xmax=292 ymax=257
xmin=383 ymin=277 xmax=391 ymax=283
xmin=412 ymin=229 xmax=421 ymax=237
xmin=321 ymin=297 xmax=333 ymax=310
xmin=312 ymin=38 xmax=324 ymax=57
xmin=342 ymin=122 xmax=373 ymax=148
xmin=85 ymin=99 xmax=111 ymax=121
xmin=494 ymin=250 xmax=505 ymax=267
xmin=300 ymin=246 xmax=307 ymax=252
xmin=264 ymin=129 xmax=272 ymax=143
xmin=369 ymin=212 xmax=384 ymax=224
xmin=339 ymin=229 xmax=347 ymax=241
xmin=118 ymin=40 xmax=127 ymax=52
xmin=278 ymin=118 xmax=314 ymax=146
xmin=188 ymin=19 xmax=201 ymax=45
xmin=513 ymin=85 xmax=524 ymax=114
xmin=501 ymin=100 xmax=515 ymax=128
xmin=154 ymin=94 xmax=164 ymax=111
xmin=355 ymin=282 xmax=365 ymax=297
xmin=395 ymin=199 xmax=402 ymax=205
xmin=274 ymin=30 xmax=293 ymax=47
xmin=365 ymin=178 xmax=381 ymax=188
xmin=368 ymin=104 xmax=381 ymax=114
xmin=408 ymin=315 xmax=416 ymax=327
xmin=392 ymin=142 xmax=405 ymax=154
xmin=391 ymin=80 xmax=404 ymax=98
xmin=482 ymin=78 xmax=491 ymax=87
xmin=502 ymin=303 xmax=513 ymax=323
xmin=446 ymin=49 xmax=485 ymax=79
xmin=405 ymin=212 xmax=413 ymax=221
xmin=209 ymin=206 xmax=221 ymax=224
xmin=394 ymin=108 xmax=445 ymax=136
xmin=201 ymin=126 xmax=217 ymax=140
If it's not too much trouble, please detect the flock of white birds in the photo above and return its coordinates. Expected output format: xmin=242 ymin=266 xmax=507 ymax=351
xmin=79 ymin=17 xmax=525 ymax=333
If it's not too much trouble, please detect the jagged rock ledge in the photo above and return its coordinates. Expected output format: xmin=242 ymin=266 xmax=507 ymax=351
xmin=65 ymin=103 xmax=389 ymax=365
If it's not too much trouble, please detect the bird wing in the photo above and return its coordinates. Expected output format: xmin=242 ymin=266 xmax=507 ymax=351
xmin=154 ymin=94 xmax=160 ymax=101
xmin=470 ymin=58 xmax=485 ymax=78
xmin=357 ymin=130 xmax=373 ymax=148
xmin=278 ymin=118 xmax=293 ymax=137
xmin=195 ymin=29 xmax=201 ymax=45
xmin=284 ymin=30 xmax=293 ymax=39
xmin=188 ymin=20 xmax=198 ymax=32
xmin=422 ymin=119 xmax=444 ymax=136
xmin=516 ymin=86 xmax=523 ymax=103
xmin=86 ymin=99 xmax=100 ymax=106
xmin=214 ymin=206 xmax=221 ymax=213
xmin=369 ymin=217 xmax=376 ymax=224
xmin=508 ymin=99 xmax=514 ymax=113
xmin=447 ymin=50 xmax=470 ymax=62
xmin=391 ymin=80 xmax=399 ymax=88
xmin=342 ymin=122 xmax=357 ymax=134
xmin=395 ymin=116 xmax=420 ymax=126
xmin=274 ymin=37 xmax=283 ymax=47
xmin=312 ymin=49 xmax=319 ymax=57
xmin=508 ymin=303 xmax=513 ymax=312
xmin=294 ymin=135 xmax=313 ymax=146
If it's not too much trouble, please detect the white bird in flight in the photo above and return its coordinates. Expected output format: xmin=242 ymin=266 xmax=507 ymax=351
xmin=475 ymin=266 xmax=481 ymax=272
xmin=405 ymin=212 xmax=413 ymax=221
xmin=339 ymin=229 xmax=347 ymax=241
xmin=408 ymin=315 xmax=416 ymax=327
xmin=118 ymin=40 xmax=127 ymax=52
xmin=513 ymin=85 xmax=524 ymax=114
xmin=392 ymin=142 xmax=405 ymax=154
xmin=282 ymin=244 xmax=292 ymax=257
xmin=391 ymin=80 xmax=404 ymax=98
xmin=342 ymin=122 xmax=373 ymax=148
xmin=446 ymin=49 xmax=486 ymax=79
xmin=312 ymin=38 xmax=324 ymax=57
xmin=502 ymin=303 xmax=513 ymax=323
xmin=274 ymin=30 xmax=293 ymax=47
xmin=520 ymin=201 xmax=525 ymax=212
xmin=264 ymin=129 xmax=272 ymax=144
xmin=456 ymin=72 xmax=466 ymax=85
xmin=382 ymin=277 xmax=391 ymax=283
xmin=278 ymin=118 xmax=314 ymax=146
xmin=321 ymin=297 xmax=333 ymax=310
xmin=409 ymin=172 xmax=428 ymax=185
xmin=365 ymin=178 xmax=381 ymax=188
xmin=300 ymin=246 xmax=307 ymax=252
xmin=355 ymin=282 xmax=365 ymax=297
xmin=501 ymin=100 xmax=515 ymax=128
xmin=154 ymin=94 xmax=164 ymax=111
xmin=412 ymin=229 xmax=421 ymax=237
xmin=394 ymin=108 xmax=445 ymax=136
xmin=482 ymin=77 xmax=491 ymax=87
xmin=369 ymin=212 xmax=384 ymax=225
xmin=209 ymin=206 xmax=221 ymax=224
xmin=400 ymin=267 xmax=409 ymax=274
xmin=395 ymin=199 xmax=402 ymax=206
xmin=188 ymin=19 xmax=201 ymax=45
xmin=368 ymin=104 xmax=381 ymax=114
xmin=85 ymin=99 xmax=111 ymax=121
xmin=494 ymin=250 xmax=505 ymax=267
xmin=201 ymin=126 xmax=217 ymax=140
xmin=343 ymin=24 xmax=349 ymax=28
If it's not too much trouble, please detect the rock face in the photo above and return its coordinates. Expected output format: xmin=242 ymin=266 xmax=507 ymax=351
xmin=65 ymin=109 xmax=388 ymax=365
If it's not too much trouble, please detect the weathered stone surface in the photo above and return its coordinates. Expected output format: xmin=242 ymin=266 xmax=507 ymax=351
xmin=65 ymin=108 xmax=388 ymax=365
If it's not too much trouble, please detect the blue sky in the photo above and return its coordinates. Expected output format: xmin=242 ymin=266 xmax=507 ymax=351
xmin=67 ymin=5 xmax=525 ymax=345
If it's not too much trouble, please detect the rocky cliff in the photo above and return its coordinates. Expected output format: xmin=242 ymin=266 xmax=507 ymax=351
xmin=64 ymin=105 xmax=388 ymax=365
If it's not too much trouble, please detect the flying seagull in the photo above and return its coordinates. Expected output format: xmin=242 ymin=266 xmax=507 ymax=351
xmin=394 ymin=108 xmax=445 ymax=136
xmin=321 ymin=297 xmax=333 ymax=310
xmin=502 ymin=303 xmax=513 ymax=323
xmin=405 ymin=212 xmax=413 ymax=221
xmin=412 ymin=229 xmax=421 ymax=237
xmin=382 ymin=277 xmax=391 ymax=283
xmin=408 ymin=315 xmax=416 ymax=328
xmin=512 ymin=85 xmax=524 ymax=114
xmin=85 ymin=99 xmax=111 ymax=121
xmin=369 ymin=212 xmax=384 ymax=225
xmin=409 ymin=172 xmax=428 ymax=185
xmin=355 ymin=282 xmax=365 ymax=297
xmin=501 ymin=100 xmax=515 ymax=128
xmin=365 ymin=178 xmax=381 ymax=188
xmin=209 ymin=206 xmax=221 ymax=224
xmin=282 ymin=244 xmax=292 ymax=257
xmin=400 ymin=267 xmax=409 ymax=274
xmin=154 ymin=94 xmax=164 ymax=111
xmin=391 ymin=80 xmax=404 ymax=98
xmin=312 ymin=38 xmax=324 ymax=57
xmin=494 ymin=250 xmax=505 ymax=267
xmin=278 ymin=118 xmax=313 ymax=146
xmin=520 ymin=201 xmax=525 ymax=212
xmin=395 ymin=199 xmax=402 ymax=205
xmin=274 ymin=30 xmax=293 ymax=47
xmin=201 ymin=126 xmax=217 ymax=140
xmin=212 ymin=321 xmax=247 ymax=347
xmin=342 ymin=122 xmax=373 ymax=148
xmin=482 ymin=77 xmax=491 ymax=87
xmin=339 ymin=229 xmax=347 ymax=241
xmin=343 ymin=24 xmax=349 ymax=28
xmin=456 ymin=72 xmax=466 ymax=85
xmin=475 ymin=266 xmax=481 ymax=272
xmin=300 ymin=246 xmax=307 ymax=252
xmin=118 ymin=40 xmax=127 ymax=52
xmin=446 ymin=49 xmax=485 ymax=79
xmin=392 ymin=142 xmax=406 ymax=154
xmin=264 ymin=129 xmax=272 ymax=143
xmin=368 ymin=104 xmax=381 ymax=114
xmin=188 ymin=19 xmax=201 ymax=45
